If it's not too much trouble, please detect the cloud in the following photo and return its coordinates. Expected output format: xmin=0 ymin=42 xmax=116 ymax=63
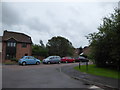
xmin=2 ymin=3 xmax=22 ymax=26
xmin=1 ymin=2 xmax=118 ymax=48
xmin=25 ymin=17 xmax=50 ymax=32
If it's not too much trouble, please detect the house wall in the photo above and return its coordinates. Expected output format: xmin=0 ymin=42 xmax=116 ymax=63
xmin=16 ymin=43 xmax=32 ymax=59
xmin=73 ymin=49 xmax=79 ymax=57
xmin=83 ymin=47 xmax=91 ymax=55
xmin=2 ymin=42 xmax=32 ymax=62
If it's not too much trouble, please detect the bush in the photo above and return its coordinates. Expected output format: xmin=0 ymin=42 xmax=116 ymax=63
xmin=11 ymin=58 xmax=18 ymax=62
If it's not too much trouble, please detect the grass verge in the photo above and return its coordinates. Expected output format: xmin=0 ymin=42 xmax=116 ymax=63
xmin=3 ymin=62 xmax=18 ymax=65
xmin=74 ymin=64 xmax=120 ymax=79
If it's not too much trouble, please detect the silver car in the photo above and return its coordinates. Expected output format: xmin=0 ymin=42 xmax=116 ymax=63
xmin=43 ymin=56 xmax=61 ymax=64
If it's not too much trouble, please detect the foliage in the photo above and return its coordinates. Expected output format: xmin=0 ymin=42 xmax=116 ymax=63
xmin=86 ymin=9 xmax=120 ymax=69
xmin=39 ymin=40 xmax=45 ymax=48
xmin=3 ymin=62 xmax=17 ymax=65
xmin=32 ymin=40 xmax=48 ymax=57
xmin=74 ymin=65 xmax=120 ymax=79
xmin=46 ymin=36 xmax=74 ymax=57
xmin=11 ymin=58 xmax=18 ymax=62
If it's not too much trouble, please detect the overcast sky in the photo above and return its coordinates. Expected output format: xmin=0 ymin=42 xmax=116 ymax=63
xmin=0 ymin=1 xmax=119 ymax=48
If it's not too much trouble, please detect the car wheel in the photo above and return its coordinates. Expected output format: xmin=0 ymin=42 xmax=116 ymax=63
xmin=66 ymin=61 xmax=68 ymax=63
xmin=48 ymin=61 xmax=51 ymax=64
xmin=58 ymin=61 xmax=61 ymax=64
xmin=36 ymin=61 xmax=40 ymax=65
xmin=22 ymin=62 xmax=26 ymax=66
xmin=73 ymin=61 xmax=75 ymax=63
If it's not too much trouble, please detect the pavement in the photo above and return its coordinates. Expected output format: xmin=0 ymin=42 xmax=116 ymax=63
xmin=61 ymin=64 xmax=120 ymax=90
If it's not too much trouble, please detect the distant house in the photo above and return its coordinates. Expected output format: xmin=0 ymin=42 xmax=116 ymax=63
xmin=83 ymin=46 xmax=91 ymax=55
xmin=2 ymin=30 xmax=32 ymax=62
xmin=73 ymin=47 xmax=83 ymax=57
xmin=0 ymin=36 xmax=2 ymax=62
xmin=73 ymin=48 xmax=80 ymax=57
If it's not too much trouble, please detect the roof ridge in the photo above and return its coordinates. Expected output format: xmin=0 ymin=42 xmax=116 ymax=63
xmin=4 ymin=30 xmax=31 ymax=38
xmin=3 ymin=30 xmax=32 ymax=43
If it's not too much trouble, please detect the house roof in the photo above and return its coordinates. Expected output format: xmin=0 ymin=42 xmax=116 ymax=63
xmin=2 ymin=30 xmax=32 ymax=44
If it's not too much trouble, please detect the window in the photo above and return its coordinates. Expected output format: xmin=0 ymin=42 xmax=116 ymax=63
xmin=7 ymin=42 xmax=11 ymax=47
xmin=22 ymin=43 xmax=27 ymax=48
xmin=29 ymin=56 xmax=34 ymax=59
xmin=13 ymin=43 xmax=16 ymax=47
xmin=25 ymin=57 xmax=29 ymax=59
xmin=7 ymin=42 xmax=16 ymax=47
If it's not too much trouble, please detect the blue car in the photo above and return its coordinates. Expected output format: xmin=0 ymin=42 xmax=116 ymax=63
xmin=18 ymin=56 xmax=41 ymax=66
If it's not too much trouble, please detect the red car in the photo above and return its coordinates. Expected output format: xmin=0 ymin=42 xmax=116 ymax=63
xmin=61 ymin=57 xmax=75 ymax=63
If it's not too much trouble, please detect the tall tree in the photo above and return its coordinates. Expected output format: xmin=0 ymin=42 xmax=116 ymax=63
xmin=46 ymin=36 xmax=74 ymax=57
xmin=86 ymin=9 xmax=120 ymax=69
xmin=39 ymin=40 xmax=45 ymax=48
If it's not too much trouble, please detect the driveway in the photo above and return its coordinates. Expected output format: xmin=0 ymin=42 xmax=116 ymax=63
xmin=2 ymin=63 xmax=90 ymax=88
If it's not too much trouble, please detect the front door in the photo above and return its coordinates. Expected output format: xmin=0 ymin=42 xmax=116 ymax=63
xmin=5 ymin=38 xmax=17 ymax=60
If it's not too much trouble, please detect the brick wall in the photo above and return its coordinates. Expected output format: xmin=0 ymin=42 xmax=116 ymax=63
xmin=83 ymin=47 xmax=91 ymax=55
xmin=2 ymin=42 xmax=32 ymax=61
xmin=16 ymin=43 xmax=32 ymax=59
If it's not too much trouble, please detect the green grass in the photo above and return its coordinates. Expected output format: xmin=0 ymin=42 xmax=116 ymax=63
xmin=74 ymin=64 xmax=120 ymax=79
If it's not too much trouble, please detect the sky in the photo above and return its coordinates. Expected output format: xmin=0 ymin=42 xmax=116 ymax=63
xmin=0 ymin=0 xmax=119 ymax=48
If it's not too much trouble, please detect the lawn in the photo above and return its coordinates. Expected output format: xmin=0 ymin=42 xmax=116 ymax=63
xmin=3 ymin=62 xmax=18 ymax=65
xmin=74 ymin=64 xmax=120 ymax=79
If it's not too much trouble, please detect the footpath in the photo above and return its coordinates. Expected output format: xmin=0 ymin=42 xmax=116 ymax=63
xmin=61 ymin=64 xmax=119 ymax=90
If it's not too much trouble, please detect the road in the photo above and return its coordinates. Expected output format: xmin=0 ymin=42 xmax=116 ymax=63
xmin=0 ymin=64 xmax=2 ymax=90
xmin=2 ymin=63 xmax=90 ymax=88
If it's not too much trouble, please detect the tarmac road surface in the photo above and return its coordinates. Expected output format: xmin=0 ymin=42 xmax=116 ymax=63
xmin=2 ymin=63 xmax=90 ymax=88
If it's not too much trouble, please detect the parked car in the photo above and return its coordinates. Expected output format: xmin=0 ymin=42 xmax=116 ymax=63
xmin=18 ymin=56 xmax=41 ymax=66
xmin=61 ymin=57 xmax=75 ymax=63
xmin=74 ymin=56 xmax=89 ymax=62
xmin=42 ymin=56 xmax=61 ymax=64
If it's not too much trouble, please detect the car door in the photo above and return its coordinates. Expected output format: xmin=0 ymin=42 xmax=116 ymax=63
xmin=30 ymin=56 xmax=36 ymax=64
xmin=53 ymin=57 xmax=57 ymax=63
xmin=55 ymin=56 xmax=58 ymax=63
xmin=26 ymin=57 xmax=31 ymax=64
xmin=68 ymin=57 xmax=71 ymax=62
xmin=27 ymin=56 xmax=35 ymax=64
xmin=50 ymin=57 xmax=54 ymax=63
xmin=24 ymin=57 xmax=29 ymax=64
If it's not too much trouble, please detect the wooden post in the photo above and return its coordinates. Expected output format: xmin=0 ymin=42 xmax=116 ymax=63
xmin=86 ymin=61 xmax=88 ymax=71
xmin=79 ymin=61 xmax=81 ymax=69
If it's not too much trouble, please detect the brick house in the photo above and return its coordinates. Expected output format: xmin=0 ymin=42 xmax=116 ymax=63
xmin=83 ymin=46 xmax=91 ymax=55
xmin=73 ymin=48 xmax=80 ymax=57
xmin=2 ymin=30 xmax=32 ymax=62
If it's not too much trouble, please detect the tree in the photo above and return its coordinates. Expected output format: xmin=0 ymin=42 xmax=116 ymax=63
xmin=32 ymin=40 xmax=48 ymax=57
xmin=39 ymin=40 xmax=45 ymax=48
xmin=46 ymin=36 xmax=74 ymax=57
xmin=86 ymin=9 xmax=120 ymax=69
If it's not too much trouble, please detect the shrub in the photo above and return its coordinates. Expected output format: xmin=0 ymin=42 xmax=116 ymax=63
xmin=11 ymin=58 xmax=18 ymax=62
